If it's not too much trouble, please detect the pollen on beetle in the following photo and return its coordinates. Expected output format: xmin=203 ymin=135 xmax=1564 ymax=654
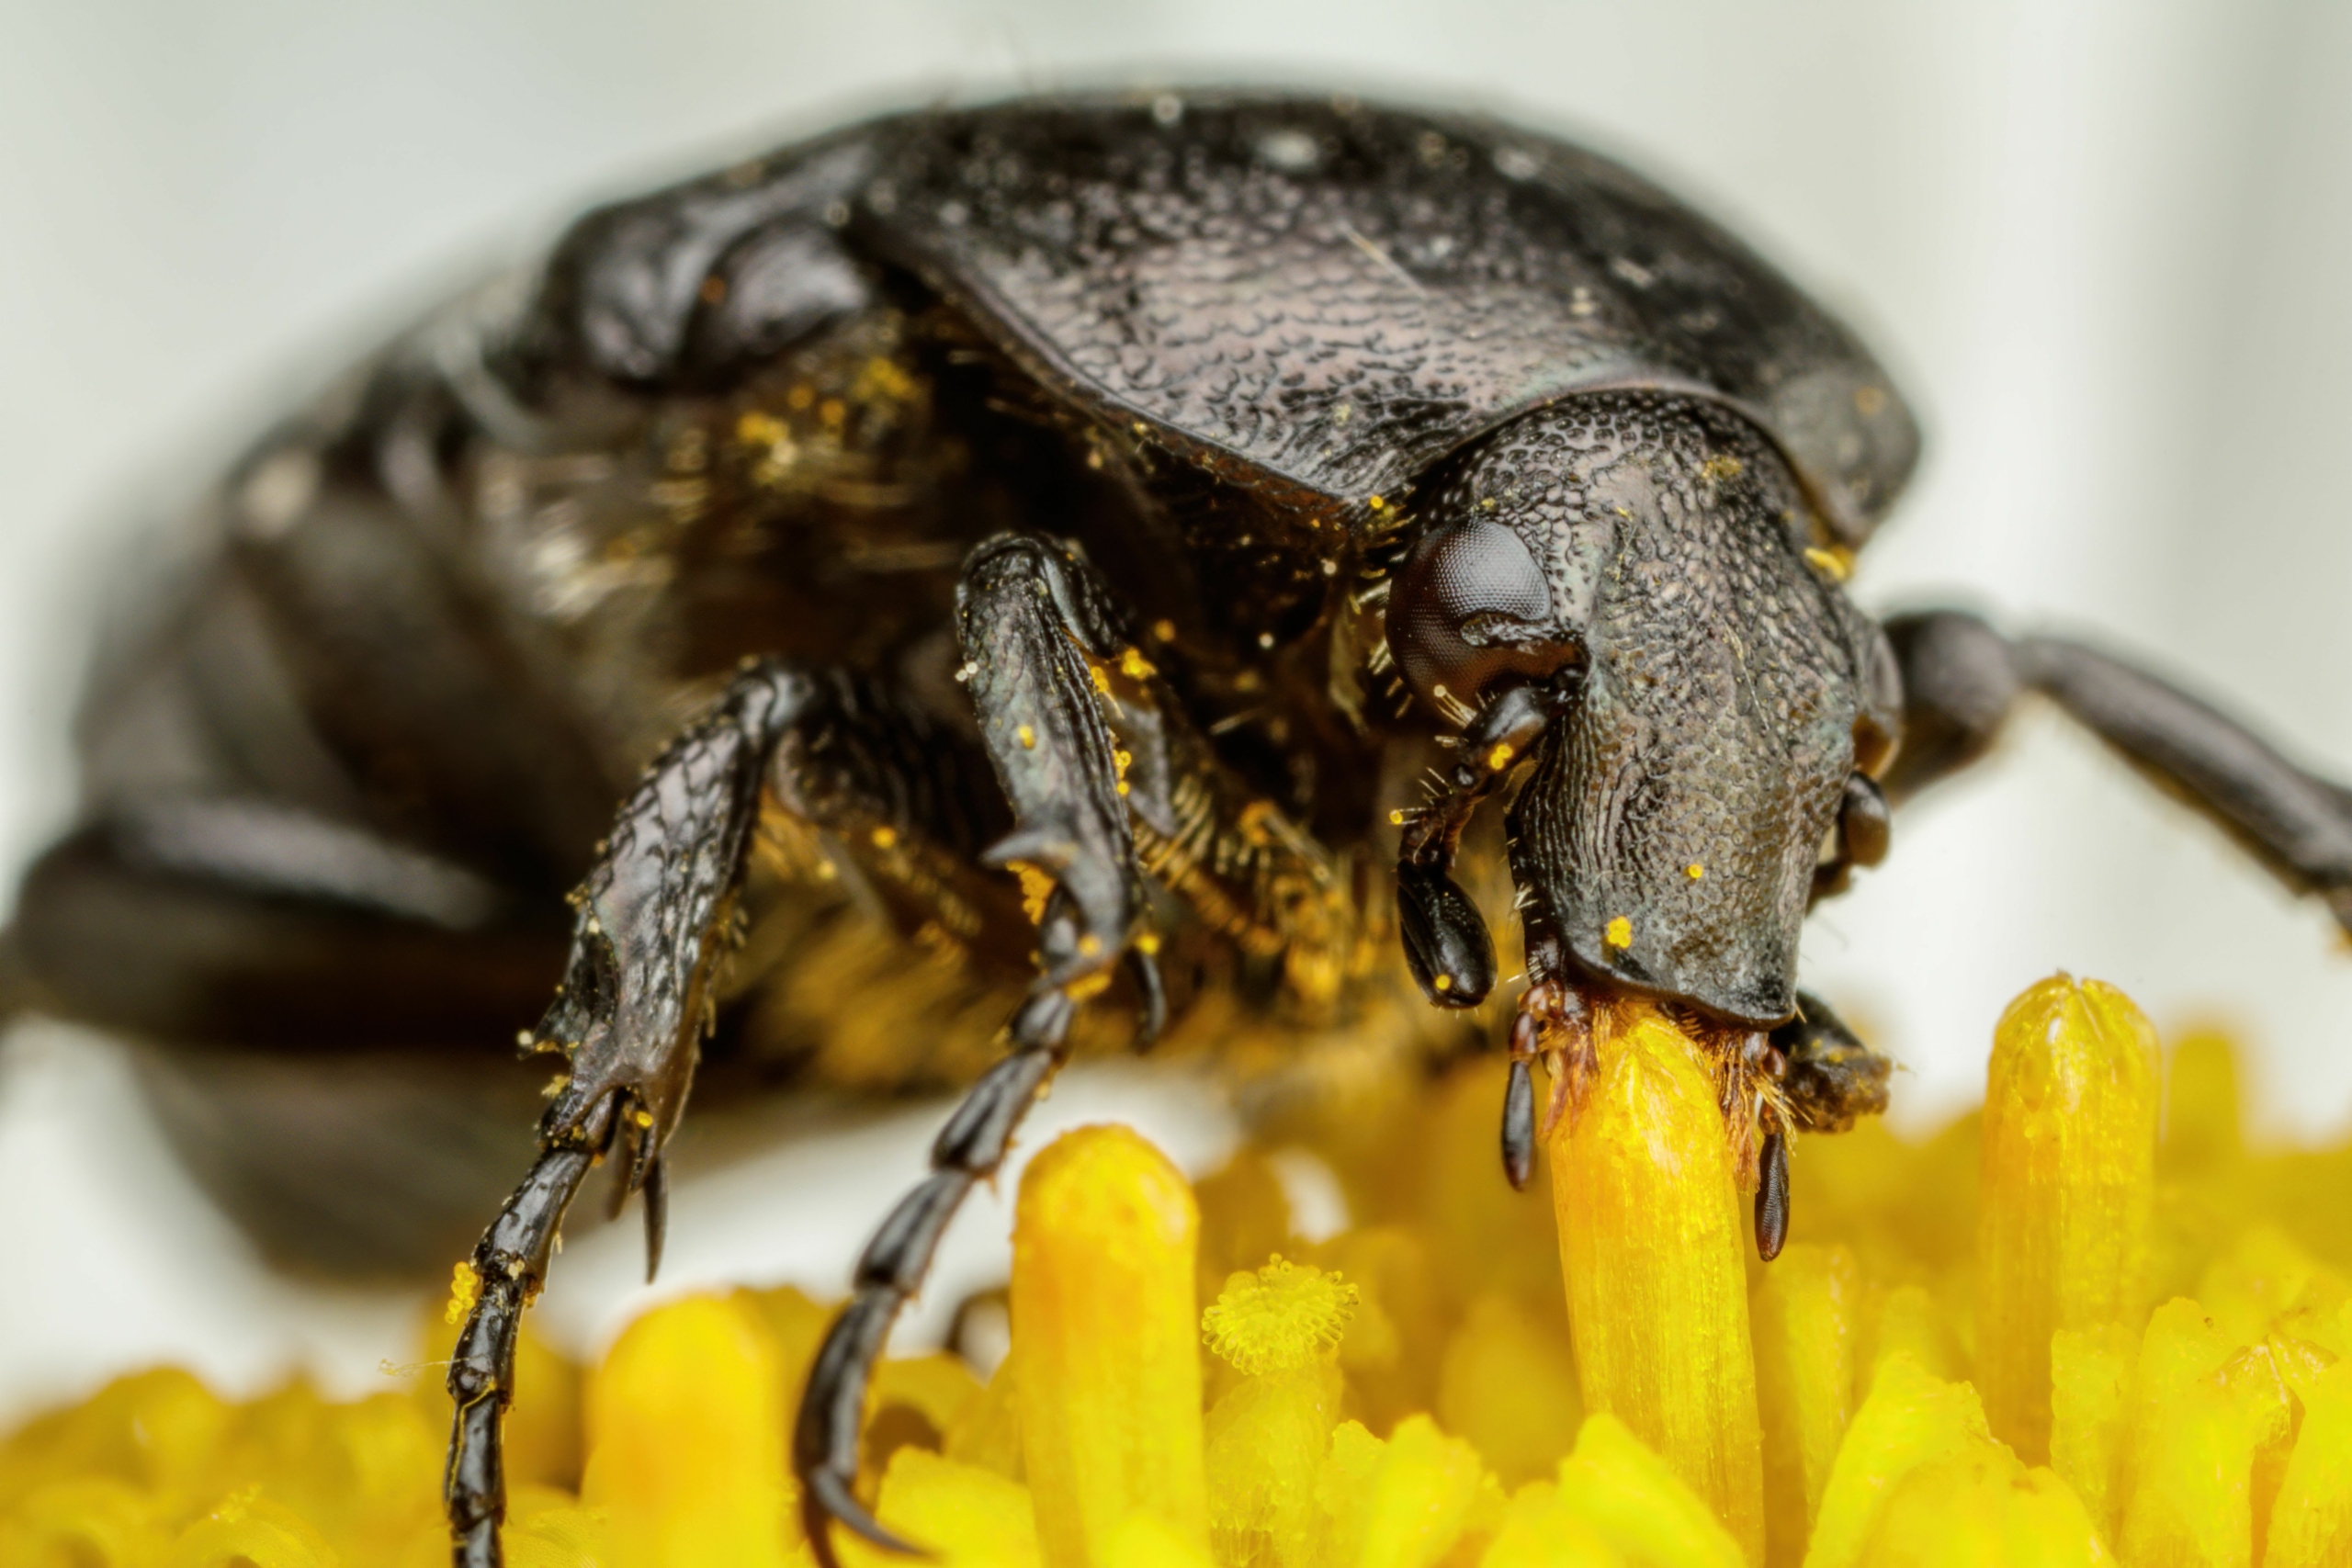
xmin=1018 ymin=724 xmax=1037 ymax=750
xmin=871 ymin=826 xmax=898 ymax=850
xmin=1119 ymin=647 xmax=1156 ymax=680
xmin=1434 ymin=974 xmax=1453 ymax=992
xmin=1136 ymin=931 xmax=1161 ymax=955
xmin=1388 ymin=809 xmax=1407 ymax=826
xmin=1366 ymin=494 xmax=1386 ymax=511
xmin=1803 ymin=546 xmax=1853 ymax=583
xmin=1605 ymin=915 xmax=1634 ymax=950
xmin=1202 ymin=1257 xmax=1359 ymax=1375
xmin=1487 ymin=742 xmax=1515 ymax=771
xmin=1078 ymin=934 xmax=1102 ymax=958
xmin=445 ymin=1260 xmax=481 ymax=1325
xmin=1685 ymin=863 xmax=1705 ymax=881
xmin=1090 ymin=664 xmax=1112 ymax=694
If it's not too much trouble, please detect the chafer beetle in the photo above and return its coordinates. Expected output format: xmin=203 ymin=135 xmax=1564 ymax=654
xmin=14 ymin=91 xmax=2352 ymax=1566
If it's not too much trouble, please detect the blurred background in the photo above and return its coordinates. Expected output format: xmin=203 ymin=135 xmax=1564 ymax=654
xmin=5 ymin=0 xmax=2351 ymax=1425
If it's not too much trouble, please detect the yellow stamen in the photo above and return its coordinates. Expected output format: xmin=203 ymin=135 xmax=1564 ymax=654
xmin=1548 ymin=1002 xmax=1765 ymax=1562
xmin=1013 ymin=1126 xmax=1208 ymax=1568
xmin=580 ymin=1295 xmax=793 ymax=1567
xmin=1202 ymin=1259 xmax=1355 ymax=1568
xmin=1749 ymin=1242 xmax=1862 ymax=1561
xmin=1975 ymin=976 xmax=2160 ymax=1462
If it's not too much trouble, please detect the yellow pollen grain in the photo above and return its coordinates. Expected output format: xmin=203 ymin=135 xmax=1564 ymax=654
xmin=870 ymin=826 xmax=898 ymax=850
xmin=1804 ymin=547 xmax=1853 ymax=583
xmin=1388 ymin=809 xmax=1407 ymax=826
xmin=1120 ymin=647 xmax=1157 ymax=680
xmin=445 ymin=1260 xmax=481 ymax=1325
xmin=1487 ymin=742 xmax=1515 ymax=771
xmin=819 ymin=398 xmax=846 ymax=429
xmin=1434 ymin=975 xmax=1453 ymax=992
xmin=1018 ymin=725 xmax=1037 ymax=750
xmin=1136 ymin=931 xmax=1161 ymax=955
xmin=1077 ymin=934 xmax=1102 ymax=958
xmin=1090 ymin=664 xmax=1112 ymax=694
xmin=1686 ymin=863 xmax=1705 ymax=881
xmin=786 ymin=384 xmax=815 ymax=411
xmin=1151 ymin=619 xmax=1177 ymax=643
xmin=1203 ymin=1258 xmax=1359 ymax=1376
xmin=1367 ymin=494 xmax=1385 ymax=511
xmin=1605 ymin=916 xmax=1634 ymax=950
xmin=734 ymin=411 xmax=786 ymax=446
xmin=632 ymin=1109 xmax=653 ymax=1129
xmin=1701 ymin=455 xmax=1744 ymax=482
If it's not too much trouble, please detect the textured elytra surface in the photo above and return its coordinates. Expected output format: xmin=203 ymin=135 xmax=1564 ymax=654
xmin=851 ymin=93 xmax=1917 ymax=542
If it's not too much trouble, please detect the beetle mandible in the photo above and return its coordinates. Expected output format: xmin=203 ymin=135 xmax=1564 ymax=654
xmin=14 ymin=92 xmax=2352 ymax=1568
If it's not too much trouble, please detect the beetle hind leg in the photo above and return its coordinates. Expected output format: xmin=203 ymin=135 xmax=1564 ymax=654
xmin=1882 ymin=609 xmax=2352 ymax=933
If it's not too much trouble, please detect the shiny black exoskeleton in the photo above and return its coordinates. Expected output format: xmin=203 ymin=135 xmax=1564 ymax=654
xmin=16 ymin=92 xmax=2352 ymax=1567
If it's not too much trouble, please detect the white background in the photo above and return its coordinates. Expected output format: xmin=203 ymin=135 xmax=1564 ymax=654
xmin=5 ymin=0 xmax=2352 ymax=1422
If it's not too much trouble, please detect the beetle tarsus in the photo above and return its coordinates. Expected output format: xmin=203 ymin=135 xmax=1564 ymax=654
xmin=1755 ymin=1121 xmax=1790 ymax=1260
xmin=795 ymin=988 xmax=1073 ymax=1568
xmin=445 ymin=1138 xmax=597 ymax=1568
xmin=640 ymin=1152 xmax=668 ymax=1284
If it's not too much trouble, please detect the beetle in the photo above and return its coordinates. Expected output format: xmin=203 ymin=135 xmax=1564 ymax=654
xmin=14 ymin=89 xmax=2352 ymax=1567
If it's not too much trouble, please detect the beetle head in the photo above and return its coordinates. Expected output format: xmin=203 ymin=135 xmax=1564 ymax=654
xmin=1389 ymin=395 xmax=1897 ymax=1028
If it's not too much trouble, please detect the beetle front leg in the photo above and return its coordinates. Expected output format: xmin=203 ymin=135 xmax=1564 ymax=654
xmin=1882 ymin=610 xmax=2352 ymax=933
xmin=445 ymin=661 xmax=977 ymax=1567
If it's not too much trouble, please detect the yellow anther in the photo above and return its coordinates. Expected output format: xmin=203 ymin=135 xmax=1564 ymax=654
xmin=1487 ymin=741 xmax=1515 ymax=772
xmin=871 ymin=826 xmax=899 ymax=850
xmin=446 ymin=1260 xmax=481 ymax=1325
xmin=1018 ymin=725 xmax=1037 ymax=750
xmin=1686 ymin=863 xmax=1705 ymax=881
xmin=1202 ymin=1257 xmax=1359 ymax=1375
xmin=1804 ymin=547 xmax=1853 ymax=583
xmin=1606 ymin=916 xmax=1634 ymax=950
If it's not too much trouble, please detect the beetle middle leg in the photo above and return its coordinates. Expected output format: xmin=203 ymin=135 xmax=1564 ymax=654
xmin=795 ymin=531 xmax=1180 ymax=1564
xmin=445 ymin=661 xmax=989 ymax=1568
xmin=1881 ymin=609 xmax=2352 ymax=931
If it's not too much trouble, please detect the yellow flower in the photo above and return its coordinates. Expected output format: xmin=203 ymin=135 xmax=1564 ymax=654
xmin=9 ymin=976 xmax=2352 ymax=1568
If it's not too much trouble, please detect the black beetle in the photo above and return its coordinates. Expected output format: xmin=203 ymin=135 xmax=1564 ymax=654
xmin=14 ymin=90 xmax=2352 ymax=1566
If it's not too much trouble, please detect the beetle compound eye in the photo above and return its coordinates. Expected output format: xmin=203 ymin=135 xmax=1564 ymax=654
xmin=1388 ymin=519 xmax=1577 ymax=713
